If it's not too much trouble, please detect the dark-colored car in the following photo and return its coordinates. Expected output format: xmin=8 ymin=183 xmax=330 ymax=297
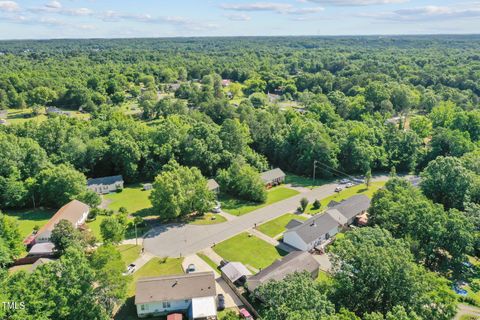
xmin=217 ymin=294 xmax=225 ymax=311
xmin=220 ymin=260 xmax=229 ymax=267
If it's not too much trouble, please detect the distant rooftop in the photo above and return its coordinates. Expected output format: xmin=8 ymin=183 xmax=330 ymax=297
xmin=87 ymin=175 xmax=124 ymax=187
xmin=260 ymin=168 xmax=286 ymax=183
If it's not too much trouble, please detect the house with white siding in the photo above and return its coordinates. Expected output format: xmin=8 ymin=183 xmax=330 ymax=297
xmin=87 ymin=175 xmax=124 ymax=194
xmin=135 ymin=272 xmax=217 ymax=319
xmin=283 ymin=195 xmax=370 ymax=251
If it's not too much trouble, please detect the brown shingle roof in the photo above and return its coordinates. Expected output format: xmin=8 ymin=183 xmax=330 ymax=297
xmin=135 ymin=272 xmax=216 ymax=305
xmin=35 ymin=200 xmax=89 ymax=238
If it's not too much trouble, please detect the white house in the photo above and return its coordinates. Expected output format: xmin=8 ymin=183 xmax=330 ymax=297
xmin=207 ymin=179 xmax=220 ymax=193
xmin=283 ymin=195 xmax=371 ymax=251
xmin=135 ymin=272 xmax=217 ymax=319
xmin=87 ymin=175 xmax=124 ymax=194
xmin=35 ymin=200 xmax=90 ymax=244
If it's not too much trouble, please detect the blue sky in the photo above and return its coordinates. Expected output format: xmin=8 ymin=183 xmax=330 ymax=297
xmin=0 ymin=0 xmax=479 ymax=39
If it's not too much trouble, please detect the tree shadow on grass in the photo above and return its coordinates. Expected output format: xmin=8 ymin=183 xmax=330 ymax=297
xmin=356 ymin=188 xmax=368 ymax=194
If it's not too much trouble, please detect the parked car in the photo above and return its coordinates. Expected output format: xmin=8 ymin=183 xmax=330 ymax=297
xmin=186 ymin=264 xmax=196 ymax=273
xmin=220 ymin=260 xmax=229 ymax=267
xmin=123 ymin=263 xmax=136 ymax=275
xmin=335 ymin=186 xmax=343 ymax=193
xmin=345 ymin=182 xmax=354 ymax=188
xmin=212 ymin=201 xmax=222 ymax=213
xmin=239 ymin=308 xmax=254 ymax=320
xmin=217 ymin=294 xmax=225 ymax=311
xmin=339 ymin=179 xmax=350 ymax=184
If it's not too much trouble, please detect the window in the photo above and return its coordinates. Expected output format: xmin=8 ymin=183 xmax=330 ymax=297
xmin=162 ymin=301 xmax=171 ymax=308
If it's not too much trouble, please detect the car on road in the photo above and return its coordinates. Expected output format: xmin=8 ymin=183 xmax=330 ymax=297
xmin=123 ymin=263 xmax=136 ymax=275
xmin=335 ymin=186 xmax=343 ymax=193
xmin=345 ymin=182 xmax=354 ymax=188
xmin=186 ymin=264 xmax=196 ymax=273
xmin=239 ymin=308 xmax=254 ymax=320
xmin=217 ymin=294 xmax=225 ymax=311
xmin=212 ymin=201 xmax=222 ymax=213
xmin=339 ymin=179 xmax=350 ymax=184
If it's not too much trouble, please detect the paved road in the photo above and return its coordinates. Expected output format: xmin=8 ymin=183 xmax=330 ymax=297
xmin=455 ymin=304 xmax=480 ymax=320
xmin=144 ymin=175 xmax=389 ymax=257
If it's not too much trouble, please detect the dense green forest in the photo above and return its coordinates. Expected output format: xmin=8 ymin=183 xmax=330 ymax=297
xmin=0 ymin=36 xmax=479 ymax=320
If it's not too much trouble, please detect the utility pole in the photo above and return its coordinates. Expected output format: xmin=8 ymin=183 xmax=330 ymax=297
xmin=135 ymin=222 xmax=138 ymax=246
xmin=313 ymin=160 xmax=319 ymax=182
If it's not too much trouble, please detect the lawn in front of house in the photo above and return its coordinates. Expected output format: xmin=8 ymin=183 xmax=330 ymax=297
xmin=221 ymin=186 xmax=300 ymax=216
xmin=104 ymin=184 xmax=153 ymax=215
xmin=4 ymin=209 xmax=55 ymax=238
xmin=117 ymin=245 xmax=142 ymax=266
xmin=213 ymin=232 xmax=288 ymax=270
xmin=257 ymin=213 xmax=308 ymax=238
xmin=286 ymin=173 xmax=335 ymax=189
xmin=305 ymin=181 xmax=386 ymax=215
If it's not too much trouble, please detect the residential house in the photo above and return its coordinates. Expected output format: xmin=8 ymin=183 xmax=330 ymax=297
xmin=221 ymin=79 xmax=231 ymax=87
xmin=246 ymin=251 xmax=320 ymax=293
xmin=87 ymin=175 xmax=124 ymax=194
xmin=46 ymin=107 xmax=71 ymax=117
xmin=283 ymin=213 xmax=342 ymax=252
xmin=135 ymin=272 xmax=217 ymax=319
xmin=207 ymin=179 xmax=220 ymax=193
xmin=220 ymin=262 xmax=251 ymax=286
xmin=260 ymin=168 xmax=286 ymax=187
xmin=283 ymin=195 xmax=371 ymax=251
xmin=35 ymin=200 xmax=90 ymax=244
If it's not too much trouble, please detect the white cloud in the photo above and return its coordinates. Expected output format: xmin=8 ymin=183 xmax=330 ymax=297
xmin=303 ymin=0 xmax=408 ymax=6
xmin=0 ymin=1 xmax=19 ymax=12
xmin=360 ymin=4 xmax=480 ymax=21
xmin=46 ymin=1 xmax=62 ymax=9
xmin=221 ymin=2 xmax=323 ymax=15
xmin=224 ymin=13 xmax=252 ymax=21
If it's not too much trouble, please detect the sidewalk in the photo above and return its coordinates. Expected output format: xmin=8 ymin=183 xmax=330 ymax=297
xmin=250 ymin=229 xmax=295 ymax=253
xmin=130 ymin=252 xmax=154 ymax=273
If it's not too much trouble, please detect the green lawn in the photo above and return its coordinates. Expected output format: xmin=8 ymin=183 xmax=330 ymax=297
xmin=286 ymin=173 xmax=335 ymax=189
xmin=5 ymin=108 xmax=90 ymax=125
xmin=316 ymin=271 xmax=333 ymax=286
xmin=221 ymin=187 xmax=300 ymax=216
xmin=128 ymin=257 xmax=184 ymax=296
xmin=104 ymin=184 xmax=153 ymax=215
xmin=257 ymin=213 xmax=308 ymax=238
xmin=197 ymin=253 xmax=220 ymax=274
xmin=86 ymin=215 xmax=107 ymax=240
xmin=117 ymin=245 xmax=141 ymax=266
xmin=306 ymin=181 xmax=386 ymax=215
xmin=189 ymin=213 xmax=227 ymax=225
xmin=213 ymin=232 xmax=287 ymax=270
xmin=4 ymin=209 xmax=55 ymax=238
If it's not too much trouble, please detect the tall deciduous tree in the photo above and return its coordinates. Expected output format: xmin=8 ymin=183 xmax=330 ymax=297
xmin=150 ymin=160 xmax=214 ymax=219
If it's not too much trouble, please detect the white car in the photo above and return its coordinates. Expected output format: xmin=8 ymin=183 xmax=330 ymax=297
xmin=345 ymin=183 xmax=354 ymax=188
xmin=123 ymin=263 xmax=136 ymax=275
xmin=335 ymin=186 xmax=343 ymax=193
xmin=340 ymin=179 xmax=350 ymax=184
xmin=212 ymin=201 xmax=221 ymax=213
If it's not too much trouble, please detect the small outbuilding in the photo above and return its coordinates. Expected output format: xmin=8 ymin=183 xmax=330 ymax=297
xmin=221 ymin=261 xmax=252 ymax=286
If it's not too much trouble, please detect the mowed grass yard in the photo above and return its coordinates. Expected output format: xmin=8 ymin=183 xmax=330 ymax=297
xmin=257 ymin=213 xmax=308 ymax=238
xmin=286 ymin=173 xmax=335 ymax=189
xmin=4 ymin=208 xmax=55 ymax=238
xmin=117 ymin=245 xmax=142 ymax=266
xmin=221 ymin=186 xmax=300 ymax=216
xmin=306 ymin=181 xmax=386 ymax=215
xmin=104 ymin=184 xmax=153 ymax=216
xmin=213 ymin=232 xmax=288 ymax=270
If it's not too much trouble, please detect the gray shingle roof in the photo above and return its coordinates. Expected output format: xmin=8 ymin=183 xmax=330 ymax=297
xmin=329 ymin=195 xmax=370 ymax=221
xmin=220 ymin=262 xmax=252 ymax=283
xmin=285 ymin=219 xmax=305 ymax=230
xmin=285 ymin=213 xmax=341 ymax=244
xmin=135 ymin=272 xmax=216 ymax=305
xmin=87 ymin=175 xmax=124 ymax=187
xmin=260 ymin=168 xmax=286 ymax=183
xmin=247 ymin=251 xmax=319 ymax=292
